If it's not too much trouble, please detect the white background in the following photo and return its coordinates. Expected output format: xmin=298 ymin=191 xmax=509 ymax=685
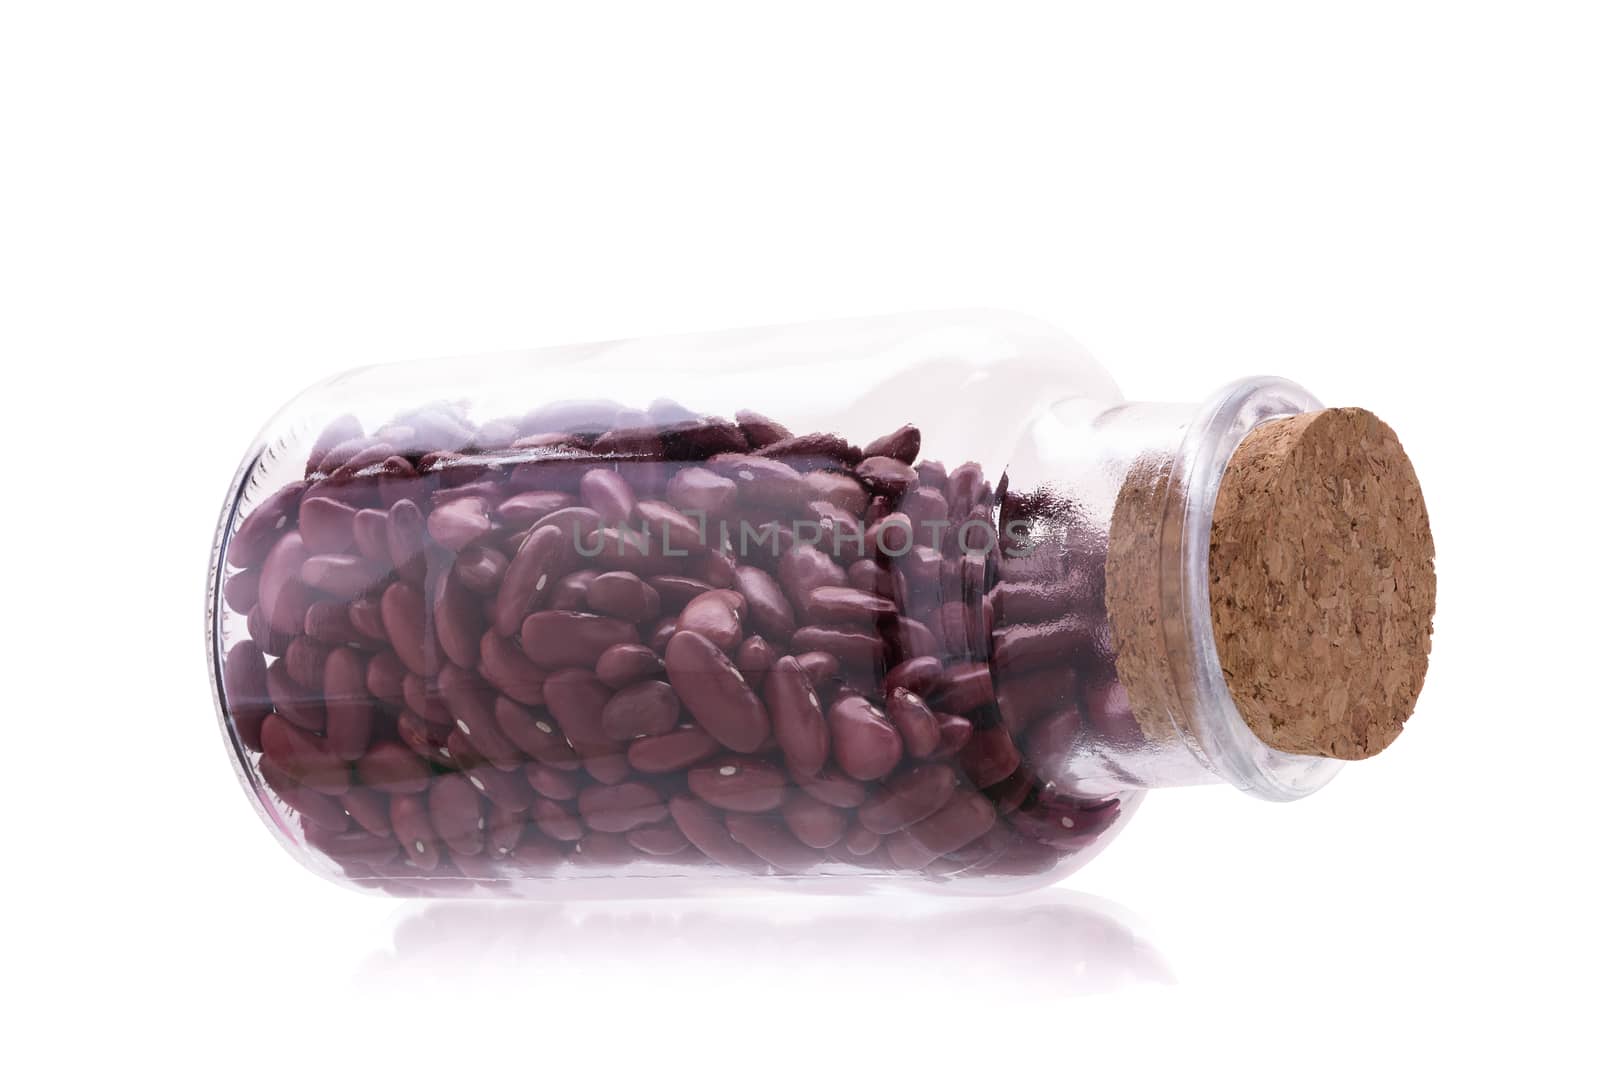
xmin=3 ymin=2 xmax=1596 ymax=1062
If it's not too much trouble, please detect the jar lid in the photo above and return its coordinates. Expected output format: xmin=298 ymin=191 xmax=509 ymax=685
xmin=1208 ymin=407 xmax=1436 ymax=759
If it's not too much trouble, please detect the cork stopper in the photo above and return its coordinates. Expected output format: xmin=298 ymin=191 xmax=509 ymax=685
xmin=1208 ymin=408 xmax=1436 ymax=759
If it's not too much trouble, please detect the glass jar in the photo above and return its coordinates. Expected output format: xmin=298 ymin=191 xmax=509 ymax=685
xmin=207 ymin=310 xmax=1434 ymax=897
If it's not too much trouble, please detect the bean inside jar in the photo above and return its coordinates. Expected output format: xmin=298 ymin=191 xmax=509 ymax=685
xmin=218 ymin=399 xmax=1133 ymax=892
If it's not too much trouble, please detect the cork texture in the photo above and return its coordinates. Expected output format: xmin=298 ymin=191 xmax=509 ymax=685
xmin=1105 ymin=455 xmax=1184 ymax=744
xmin=1209 ymin=408 xmax=1436 ymax=759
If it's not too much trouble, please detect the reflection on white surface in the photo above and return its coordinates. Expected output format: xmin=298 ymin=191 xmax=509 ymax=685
xmin=357 ymin=889 xmax=1171 ymax=999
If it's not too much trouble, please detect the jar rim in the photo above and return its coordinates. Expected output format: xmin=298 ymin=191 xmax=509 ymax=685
xmin=1172 ymin=376 xmax=1344 ymax=801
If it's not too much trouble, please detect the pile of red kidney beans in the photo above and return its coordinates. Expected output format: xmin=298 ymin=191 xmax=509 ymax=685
xmin=218 ymin=400 xmax=1130 ymax=891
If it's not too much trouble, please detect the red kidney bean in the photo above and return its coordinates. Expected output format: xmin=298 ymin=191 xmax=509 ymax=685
xmin=687 ymin=756 xmax=787 ymax=812
xmin=929 ymin=713 xmax=974 ymax=759
xmin=521 ymin=611 xmax=638 ymax=669
xmin=627 ymin=822 xmax=690 ymax=857
xmin=222 ymin=568 xmax=260 ymax=614
xmin=261 ymin=713 xmax=349 ymax=795
xmin=300 ymin=495 xmax=358 ymax=554
xmin=391 ymin=794 xmax=441 ymax=870
xmin=227 ymin=481 xmax=304 ymax=568
xmin=934 ymin=662 xmax=997 ymax=717
xmin=792 ymin=626 xmax=884 ymax=672
xmin=573 ymin=831 xmax=641 ymax=867
xmin=429 ymin=774 xmax=485 ymax=855
xmin=578 ymin=468 xmax=636 ymax=525
xmin=858 ymin=763 xmax=959 ymax=834
xmin=349 ymin=507 xmax=391 ymax=563
xmin=886 ymin=688 xmax=941 ymax=759
xmin=530 ymin=797 xmax=584 ymax=842
xmin=358 ymin=740 xmax=431 ymax=794
xmin=794 ymin=766 xmax=868 ymax=808
xmin=635 ymin=499 xmax=704 ymax=555
xmin=802 ymin=470 xmax=869 ymax=515
xmin=725 ymin=813 xmax=818 ymax=873
xmin=648 ymin=575 xmax=714 ymax=613
xmin=865 ymin=512 xmax=914 ymax=556
xmin=584 ymin=752 xmax=632 ymax=784
xmin=579 ymin=782 xmax=667 ymax=833
xmin=601 ymin=680 xmax=681 ymax=741
xmin=996 ymin=666 xmax=1077 ymax=735
xmin=842 ymin=820 xmax=881 ymax=856
xmin=266 ymin=659 xmax=324 ymax=732
xmin=706 ymin=453 xmax=809 ymax=512
xmin=884 ymin=656 xmax=942 ymax=697
xmin=385 ymin=498 xmax=427 ymax=579
xmin=396 ymin=710 xmax=450 ymax=764
xmin=984 ymin=767 xmax=1036 ymax=815
xmin=991 ymin=616 xmax=1097 ymax=675
xmin=493 ymin=522 xmax=569 ymax=636
xmin=689 ymin=547 xmax=737 ymax=589
xmin=323 ymin=648 xmax=374 ymax=760
xmin=595 ymin=642 xmax=664 ymax=688
xmin=531 ymin=505 xmax=605 ymax=557
xmin=524 ymin=762 xmax=581 ymax=801
xmin=803 ymin=585 xmax=896 ymax=628
xmin=734 ymin=635 xmax=777 ymax=692
xmin=961 ymin=727 xmax=1022 ymax=789
xmin=732 ymin=565 xmax=795 ymax=642
xmin=284 ymin=636 xmax=330 ymax=691
xmin=735 ymin=410 xmax=790 ymax=449
xmin=464 ymin=765 xmax=535 ymax=812
xmin=493 ymin=696 xmax=580 ymax=769
xmin=626 ymin=724 xmax=722 ymax=774
xmin=486 ymin=804 xmax=526 ymax=856
xmin=862 ymin=423 xmax=920 ymax=465
xmin=342 ymin=787 xmax=393 ymax=838
xmin=782 ymin=793 xmax=847 ymax=849
xmin=439 ymin=673 xmax=524 ymax=772
xmin=828 ymin=696 xmax=903 ymax=781
xmin=360 ymin=652 xmax=403 ymax=710
xmin=762 ymin=656 xmax=829 ymax=778
xmin=668 ymin=796 xmax=765 ymax=871
xmin=906 ymin=790 xmax=997 ymax=857
xmin=777 ymin=545 xmax=846 ymax=606
xmin=550 ymin=569 xmax=600 ymax=610
xmin=222 ymin=640 xmax=272 ymax=752
xmin=856 ymin=456 xmax=918 ymax=497
xmin=900 ymin=488 xmax=948 ymax=547
xmin=586 ymin=570 xmax=662 ymax=624
xmin=258 ymin=532 xmax=312 ymax=634
xmin=400 ymin=671 xmax=451 ymax=726
xmin=347 ymin=595 xmax=388 ymax=644
xmin=883 ymin=617 xmax=943 ymax=663
xmin=454 ymin=545 xmax=507 ymax=595
xmin=647 ymin=618 xmax=677 ymax=655
xmin=665 ymin=630 xmax=770 ymax=753
xmin=380 ymin=582 xmax=431 ymax=675
xmin=301 ymin=600 xmax=366 ymax=647
xmin=1011 ymin=795 xmax=1122 ymax=849
xmin=477 ymin=631 xmax=549 ymax=706
xmin=262 ymin=759 xmax=351 ymax=833
xmin=677 ymin=588 xmax=745 ymax=650
xmin=542 ymin=669 xmax=615 ymax=756
xmin=428 ymin=496 xmax=495 ymax=553
xmin=434 ymin=571 xmax=484 ymax=669
xmin=667 ymin=467 xmax=738 ymax=515
xmin=794 ymin=651 xmax=839 ymax=691
xmin=498 ymin=490 xmax=577 ymax=529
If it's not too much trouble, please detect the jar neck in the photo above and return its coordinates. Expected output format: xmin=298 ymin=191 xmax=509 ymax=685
xmin=1084 ymin=378 xmax=1343 ymax=801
